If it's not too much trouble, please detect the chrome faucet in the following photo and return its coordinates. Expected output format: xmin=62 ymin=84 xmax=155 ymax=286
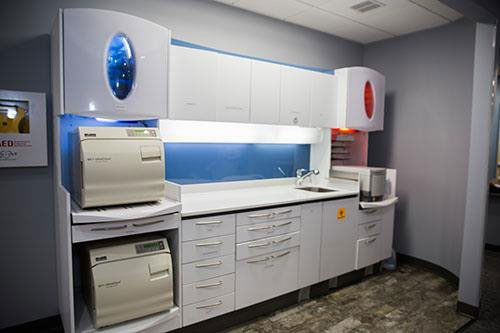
xmin=296 ymin=168 xmax=320 ymax=186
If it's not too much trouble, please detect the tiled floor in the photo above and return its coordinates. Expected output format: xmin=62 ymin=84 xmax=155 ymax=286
xmin=225 ymin=264 xmax=470 ymax=333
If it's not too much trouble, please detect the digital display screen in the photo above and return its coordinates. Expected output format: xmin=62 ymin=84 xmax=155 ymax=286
xmin=127 ymin=129 xmax=156 ymax=137
xmin=135 ymin=240 xmax=164 ymax=254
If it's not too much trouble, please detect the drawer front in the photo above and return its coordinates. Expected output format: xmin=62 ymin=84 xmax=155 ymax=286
xmin=355 ymin=234 xmax=382 ymax=269
xmin=182 ymin=214 xmax=236 ymax=242
xmin=236 ymin=231 xmax=300 ymax=260
xmin=182 ymin=273 xmax=235 ymax=306
xmin=72 ymin=213 xmax=180 ymax=243
xmin=236 ymin=205 xmax=300 ymax=226
xmin=182 ymin=234 xmax=235 ymax=264
xmin=182 ymin=254 xmax=235 ymax=285
xmin=236 ymin=217 xmax=300 ymax=243
xmin=358 ymin=221 xmax=381 ymax=239
xmin=183 ymin=293 xmax=235 ymax=326
xmin=235 ymin=246 xmax=299 ymax=310
xmin=358 ymin=208 xmax=383 ymax=224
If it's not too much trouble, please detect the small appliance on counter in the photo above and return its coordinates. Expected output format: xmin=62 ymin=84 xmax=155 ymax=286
xmin=72 ymin=126 xmax=165 ymax=208
xmin=331 ymin=166 xmax=387 ymax=202
xmin=83 ymin=235 xmax=174 ymax=328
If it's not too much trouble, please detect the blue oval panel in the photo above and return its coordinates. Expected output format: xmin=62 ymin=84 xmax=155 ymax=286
xmin=106 ymin=33 xmax=135 ymax=100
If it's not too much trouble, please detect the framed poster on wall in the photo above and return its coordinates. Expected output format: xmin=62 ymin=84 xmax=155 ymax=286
xmin=0 ymin=89 xmax=47 ymax=167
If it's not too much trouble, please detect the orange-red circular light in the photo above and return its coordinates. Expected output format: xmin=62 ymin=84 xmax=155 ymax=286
xmin=364 ymin=81 xmax=374 ymax=120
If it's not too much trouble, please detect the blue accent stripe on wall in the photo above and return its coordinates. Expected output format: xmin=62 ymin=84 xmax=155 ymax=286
xmin=165 ymin=143 xmax=310 ymax=185
xmin=171 ymin=39 xmax=334 ymax=74
xmin=59 ymin=115 xmax=157 ymax=191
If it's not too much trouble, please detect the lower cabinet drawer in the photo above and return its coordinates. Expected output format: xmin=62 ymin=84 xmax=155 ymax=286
xmin=182 ymin=214 xmax=236 ymax=242
xmin=183 ymin=293 xmax=235 ymax=326
xmin=72 ymin=213 xmax=180 ymax=243
xmin=236 ymin=231 xmax=300 ymax=260
xmin=182 ymin=234 xmax=235 ymax=264
xmin=355 ymin=234 xmax=382 ymax=269
xmin=235 ymin=246 xmax=299 ymax=310
xmin=236 ymin=217 xmax=300 ymax=243
xmin=182 ymin=254 xmax=235 ymax=285
xmin=358 ymin=221 xmax=381 ymax=239
xmin=183 ymin=273 xmax=235 ymax=306
xmin=358 ymin=208 xmax=383 ymax=224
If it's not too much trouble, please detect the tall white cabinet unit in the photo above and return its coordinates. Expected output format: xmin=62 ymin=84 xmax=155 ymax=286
xmin=53 ymin=8 xmax=170 ymax=120
xmin=169 ymin=46 xmax=218 ymax=121
xmin=334 ymin=67 xmax=385 ymax=131
xmin=250 ymin=60 xmax=281 ymax=124
xmin=280 ymin=66 xmax=312 ymax=126
xmin=310 ymin=71 xmax=337 ymax=128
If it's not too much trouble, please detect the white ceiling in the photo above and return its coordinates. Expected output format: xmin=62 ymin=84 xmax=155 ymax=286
xmin=213 ymin=0 xmax=462 ymax=44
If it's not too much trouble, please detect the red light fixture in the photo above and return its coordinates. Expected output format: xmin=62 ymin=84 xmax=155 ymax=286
xmin=364 ymin=81 xmax=374 ymax=120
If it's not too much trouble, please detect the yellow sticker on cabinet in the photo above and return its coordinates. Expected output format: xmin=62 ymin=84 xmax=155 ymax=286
xmin=337 ymin=208 xmax=346 ymax=221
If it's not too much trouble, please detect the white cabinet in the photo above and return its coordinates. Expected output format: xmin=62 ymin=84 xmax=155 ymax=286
xmin=169 ymin=46 xmax=217 ymax=121
xmin=250 ymin=60 xmax=281 ymax=124
xmin=280 ymin=66 xmax=311 ymax=126
xmin=320 ymin=198 xmax=357 ymax=281
xmin=356 ymin=235 xmax=382 ymax=268
xmin=380 ymin=205 xmax=395 ymax=259
xmin=216 ymin=54 xmax=251 ymax=123
xmin=298 ymin=202 xmax=322 ymax=288
xmin=60 ymin=9 xmax=170 ymax=120
xmin=334 ymin=67 xmax=385 ymax=131
xmin=310 ymin=72 xmax=336 ymax=128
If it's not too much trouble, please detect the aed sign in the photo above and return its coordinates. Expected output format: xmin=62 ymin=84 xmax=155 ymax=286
xmin=337 ymin=208 xmax=346 ymax=221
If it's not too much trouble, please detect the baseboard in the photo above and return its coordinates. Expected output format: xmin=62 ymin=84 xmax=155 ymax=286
xmin=0 ymin=315 xmax=62 ymax=332
xmin=485 ymin=243 xmax=500 ymax=252
xmin=457 ymin=300 xmax=480 ymax=318
xmin=397 ymin=253 xmax=459 ymax=287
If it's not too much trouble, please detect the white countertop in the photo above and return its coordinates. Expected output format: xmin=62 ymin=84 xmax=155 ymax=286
xmin=173 ymin=178 xmax=359 ymax=217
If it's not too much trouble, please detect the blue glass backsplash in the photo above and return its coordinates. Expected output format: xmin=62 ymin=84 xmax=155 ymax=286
xmin=165 ymin=143 xmax=310 ymax=184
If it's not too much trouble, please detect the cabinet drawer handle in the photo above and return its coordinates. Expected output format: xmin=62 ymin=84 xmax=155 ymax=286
xmin=195 ymin=220 xmax=223 ymax=225
xmin=364 ymin=223 xmax=377 ymax=230
xmin=90 ymin=225 xmax=127 ymax=231
xmin=273 ymin=221 xmax=292 ymax=228
xmin=196 ymin=300 xmax=223 ymax=309
xmin=247 ymin=256 xmax=270 ymax=263
xmin=273 ymin=236 xmax=292 ymax=244
xmin=247 ymin=225 xmax=273 ymax=231
xmin=275 ymin=209 xmax=293 ymax=215
xmin=273 ymin=250 xmax=291 ymax=259
xmin=366 ymin=237 xmax=377 ymax=244
xmin=247 ymin=212 xmax=274 ymax=219
xmin=132 ymin=219 xmax=163 ymax=227
xmin=248 ymin=241 xmax=271 ymax=248
xmin=196 ymin=281 xmax=223 ymax=289
xmin=364 ymin=209 xmax=379 ymax=214
xmin=195 ymin=260 xmax=223 ymax=268
xmin=196 ymin=241 xmax=223 ymax=247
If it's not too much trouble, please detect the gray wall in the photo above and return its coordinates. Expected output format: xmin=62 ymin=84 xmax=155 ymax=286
xmin=364 ymin=19 xmax=476 ymax=276
xmin=0 ymin=0 xmax=363 ymax=328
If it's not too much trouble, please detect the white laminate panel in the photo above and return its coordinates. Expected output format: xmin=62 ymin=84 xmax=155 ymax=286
xmin=182 ymin=214 xmax=236 ymax=242
xmin=357 ymin=221 xmax=381 ymax=240
xmin=250 ymin=60 xmax=281 ymax=124
xmin=355 ymin=234 xmax=382 ymax=269
xmin=236 ymin=217 xmax=300 ymax=243
xmin=235 ymin=246 xmax=299 ymax=310
xmin=357 ymin=207 xmax=383 ymax=224
xmin=380 ymin=205 xmax=396 ymax=260
xmin=182 ymin=273 xmax=235 ymax=306
xmin=183 ymin=293 xmax=235 ymax=326
xmin=236 ymin=231 xmax=300 ymax=260
xmin=182 ymin=254 xmax=235 ymax=285
xmin=236 ymin=205 xmax=300 ymax=226
xmin=298 ymin=202 xmax=322 ymax=288
xmin=182 ymin=234 xmax=235 ymax=264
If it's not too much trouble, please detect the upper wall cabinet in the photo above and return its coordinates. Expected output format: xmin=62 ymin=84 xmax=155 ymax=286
xmin=250 ymin=60 xmax=281 ymax=124
xmin=310 ymin=72 xmax=336 ymax=128
xmin=54 ymin=9 xmax=170 ymax=120
xmin=216 ymin=54 xmax=251 ymax=123
xmin=169 ymin=46 xmax=218 ymax=121
xmin=280 ymin=66 xmax=312 ymax=127
xmin=334 ymin=67 xmax=385 ymax=131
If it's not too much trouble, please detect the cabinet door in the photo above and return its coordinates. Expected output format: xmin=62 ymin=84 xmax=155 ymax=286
xmin=250 ymin=60 xmax=281 ymax=124
xmin=169 ymin=46 xmax=217 ymax=121
xmin=310 ymin=72 xmax=336 ymax=128
xmin=320 ymin=198 xmax=357 ymax=281
xmin=298 ymin=202 xmax=322 ymax=288
xmin=279 ymin=66 xmax=311 ymax=126
xmin=216 ymin=54 xmax=251 ymax=123
xmin=169 ymin=46 xmax=217 ymax=120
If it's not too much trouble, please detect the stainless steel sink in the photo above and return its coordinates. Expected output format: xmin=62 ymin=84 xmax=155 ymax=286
xmin=296 ymin=186 xmax=337 ymax=193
